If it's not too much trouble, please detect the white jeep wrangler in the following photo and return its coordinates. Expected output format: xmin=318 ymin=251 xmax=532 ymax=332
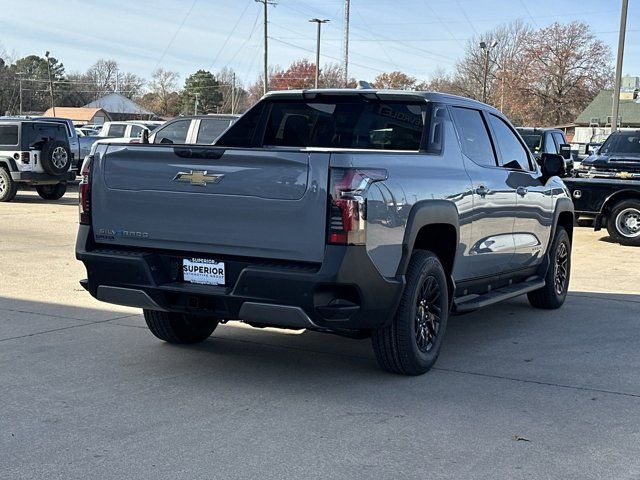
xmin=0 ymin=119 xmax=76 ymax=202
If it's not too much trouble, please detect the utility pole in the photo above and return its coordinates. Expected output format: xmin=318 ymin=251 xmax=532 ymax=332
xmin=479 ymin=40 xmax=497 ymax=104
xmin=256 ymin=0 xmax=276 ymax=95
xmin=16 ymin=72 xmax=25 ymax=115
xmin=44 ymin=51 xmax=56 ymax=116
xmin=611 ymin=0 xmax=629 ymax=132
xmin=310 ymin=19 xmax=329 ymax=89
xmin=194 ymin=92 xmax=199 ymax=115
xmin=343 ymin=0 xmax=350 ymax=87
xmin=231 ymin=72 xmax=236 ymax=115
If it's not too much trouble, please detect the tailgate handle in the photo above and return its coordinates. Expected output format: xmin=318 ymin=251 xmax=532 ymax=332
xmin=173 ymin=147 xmax=226 ymax=160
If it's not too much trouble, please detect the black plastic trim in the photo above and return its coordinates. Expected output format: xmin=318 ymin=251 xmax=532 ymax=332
xmin=76 ymin=225 xmax=404 ymax=332
xmin=10 ymin=171 xmax=76 ymax=183
xmin=396 ymin=199 xmax=460 ymax=276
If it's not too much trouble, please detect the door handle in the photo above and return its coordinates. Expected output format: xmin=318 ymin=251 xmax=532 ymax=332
xmin=516 ymin=187 xmax=528 ymax=197
xmin=475 ymin=185 xmax=489 ymax=197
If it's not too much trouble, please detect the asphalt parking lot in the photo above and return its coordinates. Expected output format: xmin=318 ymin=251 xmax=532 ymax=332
xmin=1 ymin=185 xmax=640 ymax=480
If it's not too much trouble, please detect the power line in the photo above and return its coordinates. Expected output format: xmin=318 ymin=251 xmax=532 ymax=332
xmin=209 ymin=0 xmax=254 ymax=71
xmin=154 ymin=0 xmax=198 ymax=69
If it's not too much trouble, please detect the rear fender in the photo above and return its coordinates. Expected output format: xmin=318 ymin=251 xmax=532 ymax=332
xmin=0 ymin=157 xmax=17 ymax=172
xmin=396 ymin=200 xmax=460 ymax=305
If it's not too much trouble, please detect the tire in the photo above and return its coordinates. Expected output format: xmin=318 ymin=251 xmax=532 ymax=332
xmin=372 ymin=250 xmax=449 ymax=375
xmin=36 ymin=183 xmax=67 ymax=200
xmin=0 ymin=167 xmax=18 ymax=202
xmin=41 ymin=140 xmax=71 ymax=175
xmin=143 ymin=310 xmax=218 ymax=344
xmin=606 ymin=199 xmax=640 ymax=246
xmin=528 ymin=226 xmax=571 ymax=309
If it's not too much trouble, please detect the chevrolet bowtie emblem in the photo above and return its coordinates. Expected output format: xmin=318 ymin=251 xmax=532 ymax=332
xmin=173 ymin=170 xmax=224 ymax=186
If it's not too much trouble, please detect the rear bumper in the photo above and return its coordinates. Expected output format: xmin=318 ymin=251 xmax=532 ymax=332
xmin=76 ymin=225 xmax=404 ymax=332
xmin=11 ymin=171 xmax=76 ymax=184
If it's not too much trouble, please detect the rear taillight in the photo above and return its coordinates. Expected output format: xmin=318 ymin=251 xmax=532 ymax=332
xmin=21 ymin=152 xmax=30 ymax=164
xmin=327 ymin=168 xmax=387 ymax=245
xmin=79 ymin=155 xmax=93 ymax=225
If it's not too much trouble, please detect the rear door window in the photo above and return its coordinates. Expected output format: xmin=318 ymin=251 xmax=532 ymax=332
xmin=153 ymin=120 xmax=190 ymax=144
xmin=0 ymin=125 xmax=18 ymax=145
xmin=129 ymin=125 xmax=143 ymax=138
xmin=196 ymin=118 xmax=232 ymax=144
xmin=488 ymin=114 xmax=532 ymax=171
xmin=107 ymin=124 xmax=126 ymax=137
xmin=450 ymin=107 xmax=496 ymax=166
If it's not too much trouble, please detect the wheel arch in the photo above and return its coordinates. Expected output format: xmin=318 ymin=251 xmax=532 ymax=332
xmin=0 ymin=157 xmax=18 ymax=172
xmin=396 ymin=200 xmax=459 ymax=304
xmin=601 ymin=189 xmax=640 ymax=215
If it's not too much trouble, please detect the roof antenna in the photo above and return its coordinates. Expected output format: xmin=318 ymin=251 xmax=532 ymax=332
xmin=356 ymin=80 xmax=372 ymax=89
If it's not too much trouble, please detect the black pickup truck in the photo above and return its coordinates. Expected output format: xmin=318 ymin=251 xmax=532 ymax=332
xmin=565 ymin=130 xmax=640 ymax=246
xmin=517 ymin=127 xmax=574 ymax=173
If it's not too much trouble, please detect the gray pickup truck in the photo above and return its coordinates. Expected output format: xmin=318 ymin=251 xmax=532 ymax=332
xmin=76 ymin=89 xmax=573 ymax=375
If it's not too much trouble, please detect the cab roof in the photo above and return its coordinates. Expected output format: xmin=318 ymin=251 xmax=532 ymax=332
xmin=263 ymin=88 xmax=501 ymax=114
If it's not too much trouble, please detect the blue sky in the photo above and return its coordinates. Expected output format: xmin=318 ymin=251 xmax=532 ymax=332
xmin=0 ymin=0 xmax=638 ymax=88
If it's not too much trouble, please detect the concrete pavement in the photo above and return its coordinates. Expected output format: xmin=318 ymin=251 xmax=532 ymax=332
xmin=1 ymin=187 xmax=639 ymax=479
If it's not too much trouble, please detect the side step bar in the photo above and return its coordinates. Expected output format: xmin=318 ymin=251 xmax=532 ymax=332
xmin=453 ymin=277 xmax=545 ymax=313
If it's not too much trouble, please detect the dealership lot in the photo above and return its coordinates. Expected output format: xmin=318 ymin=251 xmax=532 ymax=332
xmin=1 ymin=187 xmax=639 ymax=479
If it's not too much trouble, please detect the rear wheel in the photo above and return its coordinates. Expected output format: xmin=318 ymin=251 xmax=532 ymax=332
xmin=143 ymin=310 xmax=218 ymax=344
xmin=36 ymin=183 xmax=67 ymax=200
xmin=606 ymin=199 xmax=640 ymax=246
xmin=0 ymin=168 xmax=18 ymax=202
xmin=372 ymin=250 xmax=449 ymax=375
xmin=528 ymin=226 xmax=571 ymax=309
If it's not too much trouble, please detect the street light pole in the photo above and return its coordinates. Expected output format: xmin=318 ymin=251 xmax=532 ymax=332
xmin=309 ymin=18 xmax=329 ymax=89
xmin=44 ymin=51 xmax=56 ymax=116
xmin=194 ymin=92 xmax=199 ymax=115
xmin=479 ymin=40 xmax=497 ymax=104
xmin=611 ymin=0 xmax=629 ymax=132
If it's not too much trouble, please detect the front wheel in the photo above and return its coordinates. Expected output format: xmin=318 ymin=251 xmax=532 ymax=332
xmin=36 ymin=183 xmax=67 ymax=200
xmin=143 ymin=310 xmax=218 ymax=344
xmin=528 ymin=226 xmax=571 ymax=309
xmin=606 ymin=199 xmax=640 ymax=246
xmin=372 ymin=250 xmax=449 ymax=375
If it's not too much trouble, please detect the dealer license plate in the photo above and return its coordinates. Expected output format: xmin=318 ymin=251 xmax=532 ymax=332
xmin=182 ymin=258 xmax=225 ymax=286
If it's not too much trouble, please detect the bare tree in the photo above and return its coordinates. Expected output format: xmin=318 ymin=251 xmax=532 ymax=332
xmin=148 ymin=68 xmax=179 ymax=115
xmin=372 ymin=71 xmax=417 ymax=90
xmin=522 ymin=22 xmax=613 ymax=125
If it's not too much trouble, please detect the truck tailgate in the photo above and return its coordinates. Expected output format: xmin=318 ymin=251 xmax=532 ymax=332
xmin=92 ymin=145 xmax=329 ymax=262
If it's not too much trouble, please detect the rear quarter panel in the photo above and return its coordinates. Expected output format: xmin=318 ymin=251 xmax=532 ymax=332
xmin=330 ymin=118 xmax=472 ymax=279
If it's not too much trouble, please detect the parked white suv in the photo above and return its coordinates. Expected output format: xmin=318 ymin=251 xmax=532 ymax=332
xmin=0 ymin=119 xmax=75 ymax=201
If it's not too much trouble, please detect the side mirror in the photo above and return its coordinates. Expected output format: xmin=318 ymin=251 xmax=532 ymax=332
xmin=540 ymin=153 xmax=566 ymax=180
xmin=559 ymin=143 xmax=572 ymax=159
xmin=141 ymin=129 xmax=149 ymax=144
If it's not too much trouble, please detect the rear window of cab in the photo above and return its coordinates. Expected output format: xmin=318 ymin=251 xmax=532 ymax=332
xmin=217 ymin=97 xmax=443 ymax=153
